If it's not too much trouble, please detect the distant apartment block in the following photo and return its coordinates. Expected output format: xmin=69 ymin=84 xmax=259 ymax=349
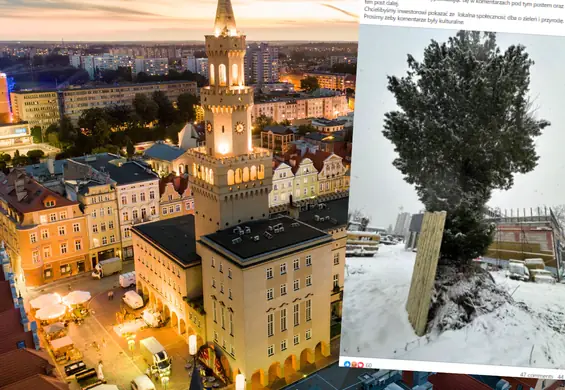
xmin=244 ymin=43 xmax=279 ymax=84
xmin=181 ymin=55 xmax=197 ymax=73
xmin=252 ymin=94 xmax=349 ymax=123
xmin=330 ymin=55 xmax=357 ymax=67
xmin=133 ymin=58 xmax=169 ymax=77
xmin=10 ymin=90 xmax=61 ymax=129
xmin=305 ymin=72 xmax=348 ymax=91
xmin=60 ymin=81 xmax=197 ymax=124
xmin=394 ymin=212 xmax=412 ymax=237
xmin=196 ymin=58 xmax=209 ymax=78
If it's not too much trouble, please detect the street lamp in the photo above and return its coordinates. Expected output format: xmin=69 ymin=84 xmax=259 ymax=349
xmin=188 ymin=334 xmax=203 ymax=390
xmin=235 ymin=374 xmax=245 ymax=390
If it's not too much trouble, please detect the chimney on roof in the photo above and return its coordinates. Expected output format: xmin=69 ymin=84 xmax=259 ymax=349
xmin=47 ymin=158 xmax=55 ymax=175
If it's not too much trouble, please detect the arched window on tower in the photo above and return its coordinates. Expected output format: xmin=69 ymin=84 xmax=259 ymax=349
xmin=210 ymin=64 xmax=215 ymax=85
xmin=227 ymin=170 xmax=235 ymax=185
xmin=242 ymin=167 xmax=249 ymax=182
xmin=218 ymin=64 xmax=227 ymax=86
xmin=231 ymin=64 xmax=238 ymax=86
xmin=258 ymin=165 xmax=265 ymax=180
xmin=235 ymin=168 xmax=243 ymax=184
xmin=209 ymin=169 xmax=215 ymax=185
xmin=192 ymin=163 xmax=198 ymax=177
xmin=200 ymin=165 xmax=205 ymax=180
xmin=250 ymin=165 xmax=257 ymax=181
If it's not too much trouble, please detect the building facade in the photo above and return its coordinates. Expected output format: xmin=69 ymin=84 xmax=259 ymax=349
xmin=132 ymin=215 xmax=206 ymax=350
xmin=158 ymin=175 xmax=194 ymax=220
xmin=65 ymin=180 xmax=122 ymax=269
xmin=0 ymin=169 xmax=90 ymax=287
xmin=244 ymin=43 xmax=279 ymax=85
xmin=252 ymin=94 xmax=349 ymax=123
xmin=10 ymin=90 xmax=61 ymax=130
xmin=0 ymin=72 xmax=11 ymax=123
xmin=59 ymin=81 xmax=197 ymax=124
xmin=65 ymin=154 xmax=160 ymax=260
xmin=304 ymin=72 xmax=347 ymax=91
xmin=133 ymin=58 xmax=169 ymax=77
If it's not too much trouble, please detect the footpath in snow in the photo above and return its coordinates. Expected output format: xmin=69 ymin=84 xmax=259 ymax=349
xmin=340 ymin=244 xmax=565 ymax=369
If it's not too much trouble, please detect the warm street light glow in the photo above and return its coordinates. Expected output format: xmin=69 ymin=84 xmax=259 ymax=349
xmin=189 ymin=334 xmax=197 ymax=356
xmin=235 ymin=374 xmax=245 ymax=390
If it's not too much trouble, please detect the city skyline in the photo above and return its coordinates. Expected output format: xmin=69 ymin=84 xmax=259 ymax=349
xmin=0 ymin=0 xmax=358 ymax=42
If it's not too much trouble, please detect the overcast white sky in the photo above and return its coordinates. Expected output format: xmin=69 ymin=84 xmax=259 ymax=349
xmin=349 ymin=25 xmax=565 ymax=229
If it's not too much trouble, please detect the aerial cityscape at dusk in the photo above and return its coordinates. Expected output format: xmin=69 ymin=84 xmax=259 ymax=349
xmin=1 ymin=0 xmax=564 ymax=390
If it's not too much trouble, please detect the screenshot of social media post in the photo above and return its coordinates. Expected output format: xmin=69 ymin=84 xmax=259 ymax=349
xmin=340 ymin=3 xmax=565 ymax=379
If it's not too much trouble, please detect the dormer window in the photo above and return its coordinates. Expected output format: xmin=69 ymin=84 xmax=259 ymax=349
xmin=45 ymin=200 xmax=55 ymax=208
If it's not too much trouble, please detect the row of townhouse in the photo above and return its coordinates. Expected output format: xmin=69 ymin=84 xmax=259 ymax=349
xmin=0 ymin=153 xmax=194 ymax=287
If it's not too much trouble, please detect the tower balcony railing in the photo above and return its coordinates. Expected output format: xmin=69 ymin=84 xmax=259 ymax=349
xmin=201 ymin=86 xmax=252 ymax=97
xmin=186 ymin=146 xmax=271 ymax=165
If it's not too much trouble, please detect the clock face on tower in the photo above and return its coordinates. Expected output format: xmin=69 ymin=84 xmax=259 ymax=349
xmin=235 ymin=122 xmax=244 ymax=134
xmin=206 ymin=122 xmax=213 ymax=133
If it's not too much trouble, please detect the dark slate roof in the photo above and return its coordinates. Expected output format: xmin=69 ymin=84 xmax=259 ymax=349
xmin=24 ymin=160 xmax=66 ymax=178
xmin=144 ymin=142 xmax=186 ymax=162
xmin=202 ymin=215 xmax=331 ymax=264
xmin=297 ymin=197 xmax=349 ymax=231
xmin=72 ymin=153 xmax=158 ymax=185
xmin=263 ymin=125 xmax=295 ymax=135
xmin=132 ymin=215 xmax=201 ymax=267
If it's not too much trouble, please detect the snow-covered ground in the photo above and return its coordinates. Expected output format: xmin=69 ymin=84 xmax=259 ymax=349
xmin=340 ymin=243 xmax=565 ymax=369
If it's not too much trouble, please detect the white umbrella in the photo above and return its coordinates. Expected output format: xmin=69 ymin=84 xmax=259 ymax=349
xmin=35 ymin=303 xmax=67 ymax=321
xmin=63 ymin=291 xmax=91 ymax=305
xmin=29 ymin=293 xmax=62 ymax=310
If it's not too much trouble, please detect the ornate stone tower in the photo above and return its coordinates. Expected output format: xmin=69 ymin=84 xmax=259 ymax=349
xmin=187 ymin=0 xmax=273 ymax=240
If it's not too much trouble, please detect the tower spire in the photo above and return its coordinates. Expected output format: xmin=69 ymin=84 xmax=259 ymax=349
xmin=214 ymin=0 xmax=237 ymax=37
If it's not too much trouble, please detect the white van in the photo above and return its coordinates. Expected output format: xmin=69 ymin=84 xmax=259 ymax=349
xmin=119 ymin=271 xmax=136 ymax=288
xmin=122 ymin=290 xmax=144 ymax=310
xmin=131 ymin=375 xmax=156 ymax=390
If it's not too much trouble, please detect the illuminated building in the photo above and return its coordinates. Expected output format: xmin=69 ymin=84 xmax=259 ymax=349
xmin=133 ymin=1 xmax=344 ymax=387
xmin=0 ymin=169 xmax=90 ymax=287
xmin=252 ymin=95 xmax=349 ymax=123
xmin=10 ymin=90 xmax=61 ymax=130
xmin=0 ymin=73 xmax=10 ymax=123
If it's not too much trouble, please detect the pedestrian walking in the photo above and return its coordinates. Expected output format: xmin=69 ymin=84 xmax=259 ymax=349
xmin=109 ymin=291 xmax=114 ymax=300
xmin=107 ymin=291 xmax=112 ymax=300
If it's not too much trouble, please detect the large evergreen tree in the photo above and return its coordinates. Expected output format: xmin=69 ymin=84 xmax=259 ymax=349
xmin=383 ymin=31 xmax=549 ymax=267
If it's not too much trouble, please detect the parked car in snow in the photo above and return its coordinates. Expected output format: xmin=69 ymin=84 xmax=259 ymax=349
xmin=530 ymin=269 xmax=556 ymax=284
xmin=507 ymin=261 xmax=530 ymax=282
